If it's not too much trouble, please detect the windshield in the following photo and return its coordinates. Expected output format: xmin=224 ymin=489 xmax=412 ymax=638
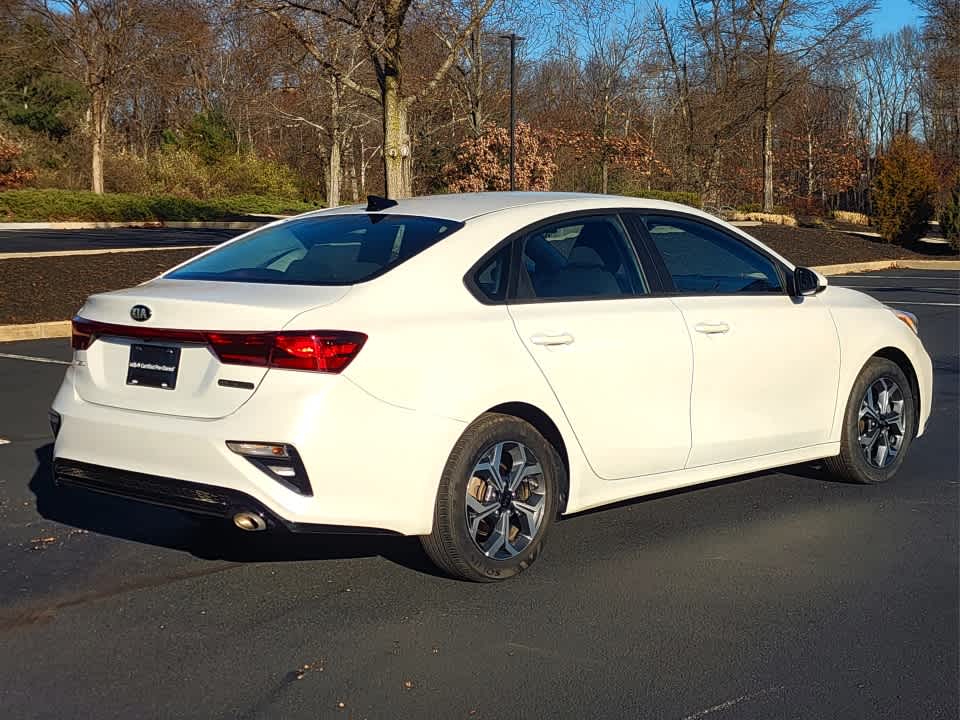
xmin=166 ymin=214 xmax=463 ymax=285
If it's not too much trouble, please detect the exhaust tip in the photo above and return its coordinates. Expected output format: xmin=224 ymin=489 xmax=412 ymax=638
xmin=233 ymin=512 xmax=267 ymax=532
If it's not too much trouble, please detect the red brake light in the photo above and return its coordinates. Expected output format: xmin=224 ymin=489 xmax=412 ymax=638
xmin=271 ymin=332 xmax=367 ymax=372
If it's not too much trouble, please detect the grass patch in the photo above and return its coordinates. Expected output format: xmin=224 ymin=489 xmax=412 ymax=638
xmin=0 ymin=189 xmax=321 ymax=222
xmin=831 ymin=210 xmax=871 ymax=226
xmin=729 ymin=211 xmax=798 ymax=227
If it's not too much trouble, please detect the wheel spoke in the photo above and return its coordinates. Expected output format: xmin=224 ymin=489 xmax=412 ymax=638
xmin=468 ymin=505 xmax=500 ymax=537
xmin=859 ymin=427 xmax=881 ymax=450
xmin=513 ymin=495 xmax=543 ymax=535
xmin=466 ymin=492 xmax=497 ymax=514
xmin=508 ymin=460 xmax=542 ymax=492
xmin=481 ymin=511 xmax=510 ymax=558
xmin=875 ymin=434 xmax=890 ymax=467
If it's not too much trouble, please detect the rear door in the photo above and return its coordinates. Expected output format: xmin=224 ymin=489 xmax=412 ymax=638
xmin=504 ymin=213 xmax=693 ymax=480
xmin=636 ymin=213 xmax=840 ymax=467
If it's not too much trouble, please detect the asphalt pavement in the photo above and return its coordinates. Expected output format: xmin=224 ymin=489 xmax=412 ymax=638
xmin=0 ymin=270 xmax=956 ymax=719
xmin=0 ymin=228 xmax=237 ymax=253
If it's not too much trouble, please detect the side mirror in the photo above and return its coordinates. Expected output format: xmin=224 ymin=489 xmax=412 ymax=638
xmin=793 ymin=266 xmax=826 ymax=297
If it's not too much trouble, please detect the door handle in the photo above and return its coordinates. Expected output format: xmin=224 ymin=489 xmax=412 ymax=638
xmin=694 ymin=322 xmax=730 ymax=334
xmin=530 ymin=333 xmax=575 ymax=346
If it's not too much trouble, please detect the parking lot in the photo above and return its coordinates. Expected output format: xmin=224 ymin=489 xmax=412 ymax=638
xmin=0 ymin=269 xmax=957 ymax=719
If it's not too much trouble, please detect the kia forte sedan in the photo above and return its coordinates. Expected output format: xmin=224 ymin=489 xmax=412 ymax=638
xmin=51 ymin=192 xmax=932 ymax=581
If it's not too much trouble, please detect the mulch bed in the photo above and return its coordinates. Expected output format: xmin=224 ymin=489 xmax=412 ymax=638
xmin=0 ymin=249 xmax=202 ymax=325
xmin=748 ymin=225 xmax=957 ymax=267
xmin=1 ymin=226 xmax=956 ymax=325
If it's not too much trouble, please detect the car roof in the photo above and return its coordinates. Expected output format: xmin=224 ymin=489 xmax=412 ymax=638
xmin=307 ymin=191 xmax=701 ymax=223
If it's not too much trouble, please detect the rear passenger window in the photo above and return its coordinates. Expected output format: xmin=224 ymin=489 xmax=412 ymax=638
xmin=472 ymin=244 xmax=511 ymax=301
xmin=515 ymin=215 xmax=647 ymax=300
xmin=642 ymin=215 xmax=783 ymax=294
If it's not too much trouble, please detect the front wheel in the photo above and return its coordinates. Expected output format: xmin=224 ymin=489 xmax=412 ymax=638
xmin=824 ymin=357 xmax=917 ymax=484
xmin=421 ymin=413 xmax=562 ymax=582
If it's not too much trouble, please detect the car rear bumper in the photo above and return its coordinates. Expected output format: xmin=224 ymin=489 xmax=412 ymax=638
xmin=51 ymin=366 xmax=466 ymax=536
xmin=53 ymin=459 xmax=398 ymax=534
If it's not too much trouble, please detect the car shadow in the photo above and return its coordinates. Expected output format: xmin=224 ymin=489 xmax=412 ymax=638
xmin=28 ymin=443 xmax=444 ymax=577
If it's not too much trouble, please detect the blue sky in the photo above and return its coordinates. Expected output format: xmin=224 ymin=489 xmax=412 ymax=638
xmin=646 ymin=0 xmax=922 ymax=37
xmin=870 ymin=0 xmax=922 ymax=36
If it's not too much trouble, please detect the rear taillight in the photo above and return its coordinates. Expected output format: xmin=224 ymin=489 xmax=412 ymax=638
xmin=71 ymin=318 xmax=95 ymax=350
xmin=71 ymin=318 xmax=366 ymax=374
xmin=271 ymin=332 xmax=366 ymax=372
xmin=206 ymin=331 xmax=366 ymax=372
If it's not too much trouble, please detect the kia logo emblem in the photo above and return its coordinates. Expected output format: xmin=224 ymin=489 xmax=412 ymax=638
xmin=130 ymin=305 xmax=152 ymax=322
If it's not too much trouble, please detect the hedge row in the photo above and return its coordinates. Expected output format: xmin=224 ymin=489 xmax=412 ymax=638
xmin=622 ymin=188 xmax=702 ymax=207
xmin=0 ymin=189 xmax=321 ymax=222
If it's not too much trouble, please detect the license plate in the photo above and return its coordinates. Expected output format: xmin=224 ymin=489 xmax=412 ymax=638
xmin=126 ymin=344 xmax=180 ymax=390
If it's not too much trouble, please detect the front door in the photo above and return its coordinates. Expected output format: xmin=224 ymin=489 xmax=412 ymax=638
xmin=638 ymin=213 xmax=841 ymax=467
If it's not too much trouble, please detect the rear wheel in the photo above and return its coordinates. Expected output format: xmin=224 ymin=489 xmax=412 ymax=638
xmin=421 ymin=413 xmax=561 ymax=582
xmin=824 ymin=357 xmax=916 ymax=484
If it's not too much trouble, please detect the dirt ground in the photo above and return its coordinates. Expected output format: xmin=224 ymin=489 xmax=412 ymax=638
xmin=0 ymin=249 xmax=201 ymax=324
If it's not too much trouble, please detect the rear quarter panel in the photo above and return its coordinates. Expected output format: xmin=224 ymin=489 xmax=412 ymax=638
xmin=281 ymin=212 xmax=603 ymax=512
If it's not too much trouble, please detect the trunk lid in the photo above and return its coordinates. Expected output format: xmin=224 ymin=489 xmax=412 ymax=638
xmin=73 ymin=279 xmax=350 ymax=418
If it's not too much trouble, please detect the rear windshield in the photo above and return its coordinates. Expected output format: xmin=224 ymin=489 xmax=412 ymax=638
xmin=166 ymin=214 xmax=463 ymax=285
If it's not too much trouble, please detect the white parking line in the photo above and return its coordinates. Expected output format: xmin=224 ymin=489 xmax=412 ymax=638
xmin=0 ymin=352 xmax=71 ymax=365
xmin=880 ymin=301 xmax=960 ymax=307
xmin=838 ymin=275 xmax=959 ymax=280
xmin=834 ymin=285 xmax=958 ymax=292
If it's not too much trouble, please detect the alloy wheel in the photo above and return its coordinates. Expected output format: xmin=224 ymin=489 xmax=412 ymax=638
xmin=858 ymin=377 xmax=906 ymax=469
xmin=464 ymin=441 xmax=546 ymax=560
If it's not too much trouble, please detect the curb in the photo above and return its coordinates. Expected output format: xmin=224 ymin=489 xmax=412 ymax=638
xmin=812 ymin=259 xmax=960 ymax=275
xmin=0 ymin=219 xmax=276 ymax=231
xmin=0 ymin=245 xmax=210 ymax=261
xmin=0 ymin=320 xmax=71 ymax=342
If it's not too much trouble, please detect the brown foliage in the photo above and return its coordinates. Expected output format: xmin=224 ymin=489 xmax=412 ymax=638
xmin=443 ymin=123 xmax=556 ymax=192
xmin=0 ymin=140 xmax=35 ymax=190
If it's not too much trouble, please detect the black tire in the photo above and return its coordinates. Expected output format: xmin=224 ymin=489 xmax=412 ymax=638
xmin=420 ymin=413 xmax=562 ymax=582
xmin=824 ymin=357 xmax=916 ymax=484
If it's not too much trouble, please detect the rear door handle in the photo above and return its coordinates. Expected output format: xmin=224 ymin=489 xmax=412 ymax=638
xmin=694 ymin=322 xmax=730 ymax=335
xmin=530 ymin=333 xmax=575 ymax=346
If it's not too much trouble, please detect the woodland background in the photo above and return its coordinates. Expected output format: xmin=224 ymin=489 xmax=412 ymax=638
xmin=0 ymin=0 xmax=956 ymax=219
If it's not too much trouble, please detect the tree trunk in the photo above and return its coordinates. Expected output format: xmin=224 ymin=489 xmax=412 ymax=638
xmin=600 ymin=101 xmax=610 ymax=194
xmin=328 ymin=138 xmax=341 ymax=208
xmin=359 ymin=135 xmax=367 ymax=198
xmin=382 ymin=75 xmax=412 ymax=198
xmin=327 ymin=85 xmax=342 ymax=208
xmin=346 ymin=141 xmax=358 ymax=202
xmin=806 ymin=129 xmax=814 ymax=199
xmin=90 ymin=89 xmax=108 ymax=195
xmin=762 ymin=105 xmax=774 ymax=211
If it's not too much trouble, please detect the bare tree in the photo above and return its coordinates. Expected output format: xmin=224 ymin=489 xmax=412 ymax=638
xmin=745 ymin=0 xmax=874 ymax=210
xmin=254 ymin=0 xmax=496 ymax=199
xmin=557 ymin=0 xmax=649 ymax=193
xmin=21 ymin=0 xmax=164 ymax=193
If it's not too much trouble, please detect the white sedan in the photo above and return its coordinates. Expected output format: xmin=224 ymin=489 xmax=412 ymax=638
xmin=51 ymin=192 xmax=932 ymax=581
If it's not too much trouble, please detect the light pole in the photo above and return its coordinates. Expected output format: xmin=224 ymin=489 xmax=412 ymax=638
xmin=499 ymin=33 xmax=522 ymax=191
